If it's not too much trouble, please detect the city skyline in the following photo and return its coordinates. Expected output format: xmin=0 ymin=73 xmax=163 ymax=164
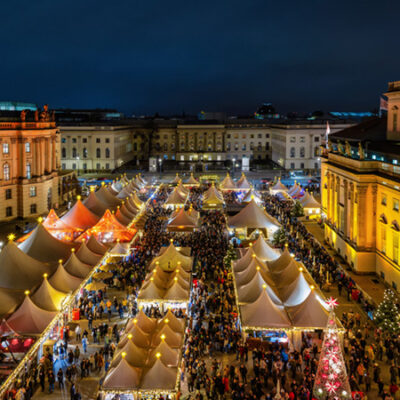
xmin=2 ymin=0 xmax=399 ymax=115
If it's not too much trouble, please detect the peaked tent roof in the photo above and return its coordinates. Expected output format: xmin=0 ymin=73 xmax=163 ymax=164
xmin=86 ymin=235 xmax=108 ymax=255
xmin=235 ymin=258 xmax=274 ymax=288
xmin=109 ymin=241 xmax=130 ymax=256
xmin=240 ymin=289 xmax=291 ymax=329
xmin=149 ymin=340 xmax=179 ymax=367
xmin=270 ymin=179 xmax=288 ymax=193
xmin=7 ymin=295 xmax=57 ymax=334
xmin=0 ymin=288 xmax=25 ymax=319
xmin=75 ymin=243 xmax=103 ymax=266
xmin=220 ymin=173 xmax=236 ymax=190
xmin=184 ymin=174 xmax=200 ymax=186
xmin=94 ymin=185 xmax=122 ymax=208
xmin=237 ymin=271 xmax=282 ymax=304
xmin=49 ymin=262 xmax=83 ymax=293
xmin=0 ymin=241 xmax=51 ymax=290
xmin=123 ymin=198 xmax=140 ymax=215
xmin=151 ymin=243 xmax=192 ymax=272
xmin=125 ymin=324 xmax=151 ymax=348
xmin=171 ymin=173 xmax=180 ymax=185
xmin=131 ymin=192 xmax=144 ymax=209
xmin=164 ymin=280 xmax=189 ymax=301
xmin=176 ymin=181 xmax=189 ymax=195
xmin=31 ymin=277 xmax=67 ymax=311
xmin=115 ymin=208 xmax=131 ymax=226
xmin=116 ymin=185 xmax=134 ymax=200
xmin=64 ymin=252 xmax=92 ymax=279
xmin=138 ymin=280 xmax=165 ymax=301
xmin=159 ymin=310 xmax=185 ymax=333
xmin=111 ymin=179 xmax=124 ymax=193
xmin=111 ymin=338 xmax=148 ymax=368
xmin=203 ymin=184 xmax=225 ymax=205
xmin=151 ymin=324 xmax=182 ymax=348
xmin=102 ymin=358 xmax=141 ymax=390
xmin=228 ymin=199 xmax=281 ymax=231
xmin=251 ymin=236 xmax=280 ymax=261
xmin=18 ymin=223 xmax=75 ymax=265
xmin=270 ymin=258 xmax=301 ymax=288
xmin=167 ymin=208 xmax=198 ymax=230
xmin=242 ymin=188 xmax=262 ymax=204
xmin=82 ymin=191 xmax=109 ymax=217
xmin=60 ymin=199 xmax=99 ymax=231
xmin=275 ymin=272 xmax=311 ymax=307
xmin=236 ymin=173 xmax=251 ymax=190
xmin=165 ymin=188 xmax=187 ymax=206
xmin=301 ymin=193 xmax=321 ymax=209
xmin=287 ymin=291 xmax=329 ymax=329
xmin=140 ymin=359 xmax=177 ymax=390
xmin=120 ymin=203 xmax=137 ymax=219
xmin=76 ymin=210 xmax=136 ymax=243
xmin=267 ymin=247 xmax=293 ymax=273
xmin=43 ymin=209 xmax=77 ymax=238
xmin=233 ymin=248 xmax=258 ymax=273
xmin=129 ymin=310 xmax=157 ymax=333
xmin=288 ymin=182 xmax=301 ymax=196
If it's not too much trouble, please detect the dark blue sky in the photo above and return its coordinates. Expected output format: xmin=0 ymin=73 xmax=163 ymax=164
xmin=2 ymin=0 xmax=399 ymax=115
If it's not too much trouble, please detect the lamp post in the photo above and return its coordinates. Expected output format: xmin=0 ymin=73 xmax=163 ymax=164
xmin=76 ymin=156 xmax=80 ymax=176
xmin=158 ymin=158 xmax=162 ymax=177
xmin=232 ymin=158 xmax=236 ymax=178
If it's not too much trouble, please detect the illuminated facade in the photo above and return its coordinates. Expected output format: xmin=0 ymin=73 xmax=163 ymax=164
xmin=0 ymin=107 xmax=77 ymax=221
xmin=321 ymin=81 xmax=400 ymax=289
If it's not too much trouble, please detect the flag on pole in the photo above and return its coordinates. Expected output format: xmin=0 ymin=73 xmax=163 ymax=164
xmin=379 ymin=95 xmax=388 ymax=117
xmin=325 ymin=121 xmax=331 ymax=149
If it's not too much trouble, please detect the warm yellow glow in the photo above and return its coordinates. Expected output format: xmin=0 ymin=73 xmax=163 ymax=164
xmin=43 ymin=273 xmax=48 ymax=279
xmin=310 ymin=285 xmax=315 ymax=290
xmin=7 ymin=233 xmax=15 ymax=241
xmin=160 ymin=334 xmax=166 ymax=340
xmin=127 ymin=333 xmax=133 ymax=339
xmin=262 ymin=284 xmax=267 ymax=289
xmin=37 ymin=216 xmax=43 ymax=224
xmin=155 ymin=352 xmax=161 ymax=359
xmin=58 ymin=259 xmax=63 ymax=264
xmin=121 ymin=351 xmax=127 ymax=358
xmin=77 ymin=195 xmax=81 ymax=200
xmin=133 ymin=318 xmax=137 ymax=324
xmin=164 ymin=318 xmax=169 ymax=324
xmin=24 ymin=290 xmax=30 ymax=296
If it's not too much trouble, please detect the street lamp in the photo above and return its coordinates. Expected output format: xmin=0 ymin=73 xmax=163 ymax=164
xmin=76 ymin=156 xmax=80 ymax=176
xmin=158 ymin=158 xmax=162 ymax=175
xmin=232 ymin=158 xmax=236 ymax=177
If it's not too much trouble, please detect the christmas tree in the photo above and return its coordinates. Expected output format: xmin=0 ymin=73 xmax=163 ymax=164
xmin=272 ymin=227 xmax=287 ymax=246
xmin=374 ymin=289 xmax=400 ymax=334
xmin=291 ymin=200 xmax=304 ymax=217
xmin=313 ymin=298 xmax=351 ymax=400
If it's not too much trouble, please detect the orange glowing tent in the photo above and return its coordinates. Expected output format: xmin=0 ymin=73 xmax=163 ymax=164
xmin=60 ymin=197 xmax=99 ymax=231
xmin=76 ymin=210 xmax=136 ymax=243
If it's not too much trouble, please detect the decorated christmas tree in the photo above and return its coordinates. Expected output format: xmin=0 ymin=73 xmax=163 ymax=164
xmin=374 ymin=289 xmax=400 ymax=333
xmin=272 ymin=227 xmax=287 ymax=246
xmin=313 ymin=298 xmax=351 ymax=400
xmin=291 ymin=200 xmax=304 ymax=217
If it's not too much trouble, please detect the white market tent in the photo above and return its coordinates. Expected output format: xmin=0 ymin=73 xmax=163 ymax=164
xmin=202 ymin=184 xmax=225 ymax=209
xmin=171 ymin=173 xmax=181 ymax=185
xmin=220 ymin=173 xmax=236 ymax=191
xmin=63 ymin=252 xmax=92 ymax=279
xmin=86 ymin=235 xmax=109 ymax=255
xmin=269 ymin=179 xmax=288 ymax=195
xmin=150 ymin=243 xmax=193 ymax=272
xmin=82 ymin=190 xmax=109 ymax=218
xmin=164 ymin=188 xmax=187 ymax=208
xmin=250 ymin=236 xmax=280 ymax=261
xmin=236 ymin=173 xmax=251 ymax=190
xmin=184 ymin=174 xmax=200 ymax=186
xmin=31 ymin=276 xmax=67 ymax=311
xmin=102 ymin=357 xmax=141 ymax=390
xmin=241 ymin=188 xmax=262 ymax=204
xmin=167 ymin=207 xmax=199 ymax=232
xmin=18 ymin=223 xmax=76 ymax=265
xmin=300 ymin=192 xmax=321 ymax=217
xmin=95 ymin=184 xmax=122 ymax=209
xmin=49 ymin=261 xmax=83 ymax=293
xmin=109 ymin=241 xmax=130 ymax=256
xmin=75 ymin=243 xmax=103 ymax=266
xmin=227 ymin=199 xmax=281 ymax=238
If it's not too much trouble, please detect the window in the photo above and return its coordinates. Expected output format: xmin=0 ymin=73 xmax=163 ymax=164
xmin=3 ymin=163 xmax=10 ymax=181
xmin=300 ymin=147 xmax=305 ymax=158
xmin=105 ymin=148 xmax=110 ymax=158
xmin=96 ymin=163 xmax=100 ymax=169
xmin=26 ymin=163 xmax=31 ymax=179
xmin=242 ymin=144 xmax=246 ymax=151
xmin=265 ymin=143 xmax=269 ymax=150
xmin=258 ymin=134 xmax=262 ymax=138
xmin=226 ymin=143 xmax=231 ymax=151
xmin=30 ymin=186 xmax=36 ymax=197
xmin=394 ymin=199 xmax=399 ymax=211
xmin=133 ymin=143 xmax=137 ymax=151
xmin=83 ymin=148 xmax=88 ymax=158
xmin=290 ymin=137 xmax=296 ymax=143
xmin=300 ymin=136 xmax=306 ymax=143
xmin=314 ymin=162 xmax=318 ymax=169
xmin=5 ymin=189 xmax=11 ymax=200
xmin=290 ymin=147 xmax=295 ymax=158
xmin=96 ymin=148 xmax=101 ymax=158
xmin=250 ymin=134 xmax=254 ymax=139
xmin=106 ymin=163 xmax=110 ymax=169
xmin=72 ymin=148 xmax=77 ymax=158
xmin=314 ymin=136 xmax=320 ymax=142
xmin=382 ymin=194 xmax=387 ymax=206
xmin=30 ymin=204 xmax=37 ymax=214
xmin=72 ymin=163 xmax=76 ymax=169
xmin=96 ymin=138 xmax=101 ymax=143
xmin=82 ymin=138 xmax=87 ymax=143
xmin=72 ymin=138 xmax=77 ymax=143
xmin=62 ymin=148 xmax=66 ymax=158
xmin=265 ymin=133 xmax=270 ymax=138
xmin=394 ymin=113 xmax=398 ymax=132
xmin=234 ymin=143 xmax=238 ymax=151
xmin=105 ymin=138 xmax=110 ymax=143
xmin=3 ymin=143 xmax=9 ymax=154
xmin=61 ymin=138 xmax=66 ymax=143
xmin=381 ymin=226 xmax=386 ymax=254
xmin=250 ymin=142 xmax=254 ymax=150
xmin=227 ymin=134 xmax=231 ymax=139
xmin=25 ymin=142 xmax=30 ymax=153
xmin=242 ymin=134 xmax=246 ymax=139
xmin=393 ymin=232 xmax=399 ymax=264
xmin=314 ymin=147 xmax=319 ymax=157
xmin=62 ymin=163 xmax=66 ymax=169
xmin=290 ymin=162 xmax=295 ymax=169
xmin=6 ymin=207 xmax=12 ymax=217
xmin=300 ymin=162 xmax=305 ymax=169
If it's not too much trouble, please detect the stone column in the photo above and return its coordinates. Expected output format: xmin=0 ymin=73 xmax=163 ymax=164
xmin=44 ymin=138 xmax=50 ymax=173
xmin=21 ymin=139 xmax=26 ymax=178
xmin=11 ymin=138 xmax=17 ymax=179
xmin=357 ymin=185 xmax=368 ymax=247
xmin=343 ymin=180 xmax=348 ymax=237
xmin=53 ymin=137 xmax=58 ymax=170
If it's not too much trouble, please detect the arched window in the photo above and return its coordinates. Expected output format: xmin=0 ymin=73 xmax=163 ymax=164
xmin=25 ymin=142 xmax=31 ymax=153
xmin=62 ymin=147 xmax=66 ymax=158
xmin=290 ymin=147 xmax=295 ymax=158
xmin=105 ymin=148 xmax=110 ymax=158
xmin=2 ymin=143 xmax=9 ymax=154
xmin=83 ymin=148 xmax=88 ymax=158
xmin=26 ymin=163 xmax=31 ymax=179
xmin=300 ymin=147 xmax=305 ymax=158
xmin=96 ymin=148 xmax=101 ymax=158
xmin=163 ymin=143 xmax=168 ymax=151
xmin=3 ymin=163 xmax=10 ymax=181
xmin=72 ymin=148 xmax=77 ymax=158
xmin=314 ymin=146 xmax=319 ymax=157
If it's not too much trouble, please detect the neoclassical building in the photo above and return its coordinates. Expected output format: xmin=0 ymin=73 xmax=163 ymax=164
xmin=321 ymin=81 xmax=400 ymax=288
xmin=0 ymin=107 xmax=77 ymax=221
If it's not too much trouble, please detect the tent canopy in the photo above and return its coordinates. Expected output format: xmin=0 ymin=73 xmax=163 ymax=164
xmin=270 ymin=179 xmax=288 ymax=193
xmin=164 ymin=188 xmax=187 ymax=206
xmin=184 ymin=174 xmax=200 ymax=186
xmin=60 ymin=198 xmax=99 ymax=231
xmin=242 ymin=188 xmax=262 ymax=204
xmin=167 ymin=208 xmax=198 ymax=231
xmin=220 ymin=173 xmax=236 ymax=190
xmin=64 ymin=252 xmax=92 ymax=278
xmin=95 ymin=184 xmax=122 ymax=209
xmin=151 ymin=243 xmax=192 ymax=272
xmin=250 ymin=236 xmax=280 ymax=261
xmin=83 ymin=191 xmax=109 ymax=217
xmin=49 ymin=262 xmax=83 ymax=293
xmin=31 ymin=276 xmax=67 ymax=311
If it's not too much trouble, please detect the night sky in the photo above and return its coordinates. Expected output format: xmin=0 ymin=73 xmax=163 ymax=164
xmin=2 ymin=0 xmax=400 ymax=115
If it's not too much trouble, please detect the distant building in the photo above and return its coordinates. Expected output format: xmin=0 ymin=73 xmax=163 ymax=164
xmin=0 ymin=101 xmax=37 ymax=111
xmin=0 ymin=106 xmax=78 ymax=221
xmin=321 ymin=80 xmax=400 ymax=288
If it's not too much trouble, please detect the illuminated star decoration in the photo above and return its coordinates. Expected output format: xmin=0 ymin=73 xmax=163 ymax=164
xmin=326 ymin=297 xmax=338 ymax=309
xmin=325 ymin=382 xmax=337 ymax=393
